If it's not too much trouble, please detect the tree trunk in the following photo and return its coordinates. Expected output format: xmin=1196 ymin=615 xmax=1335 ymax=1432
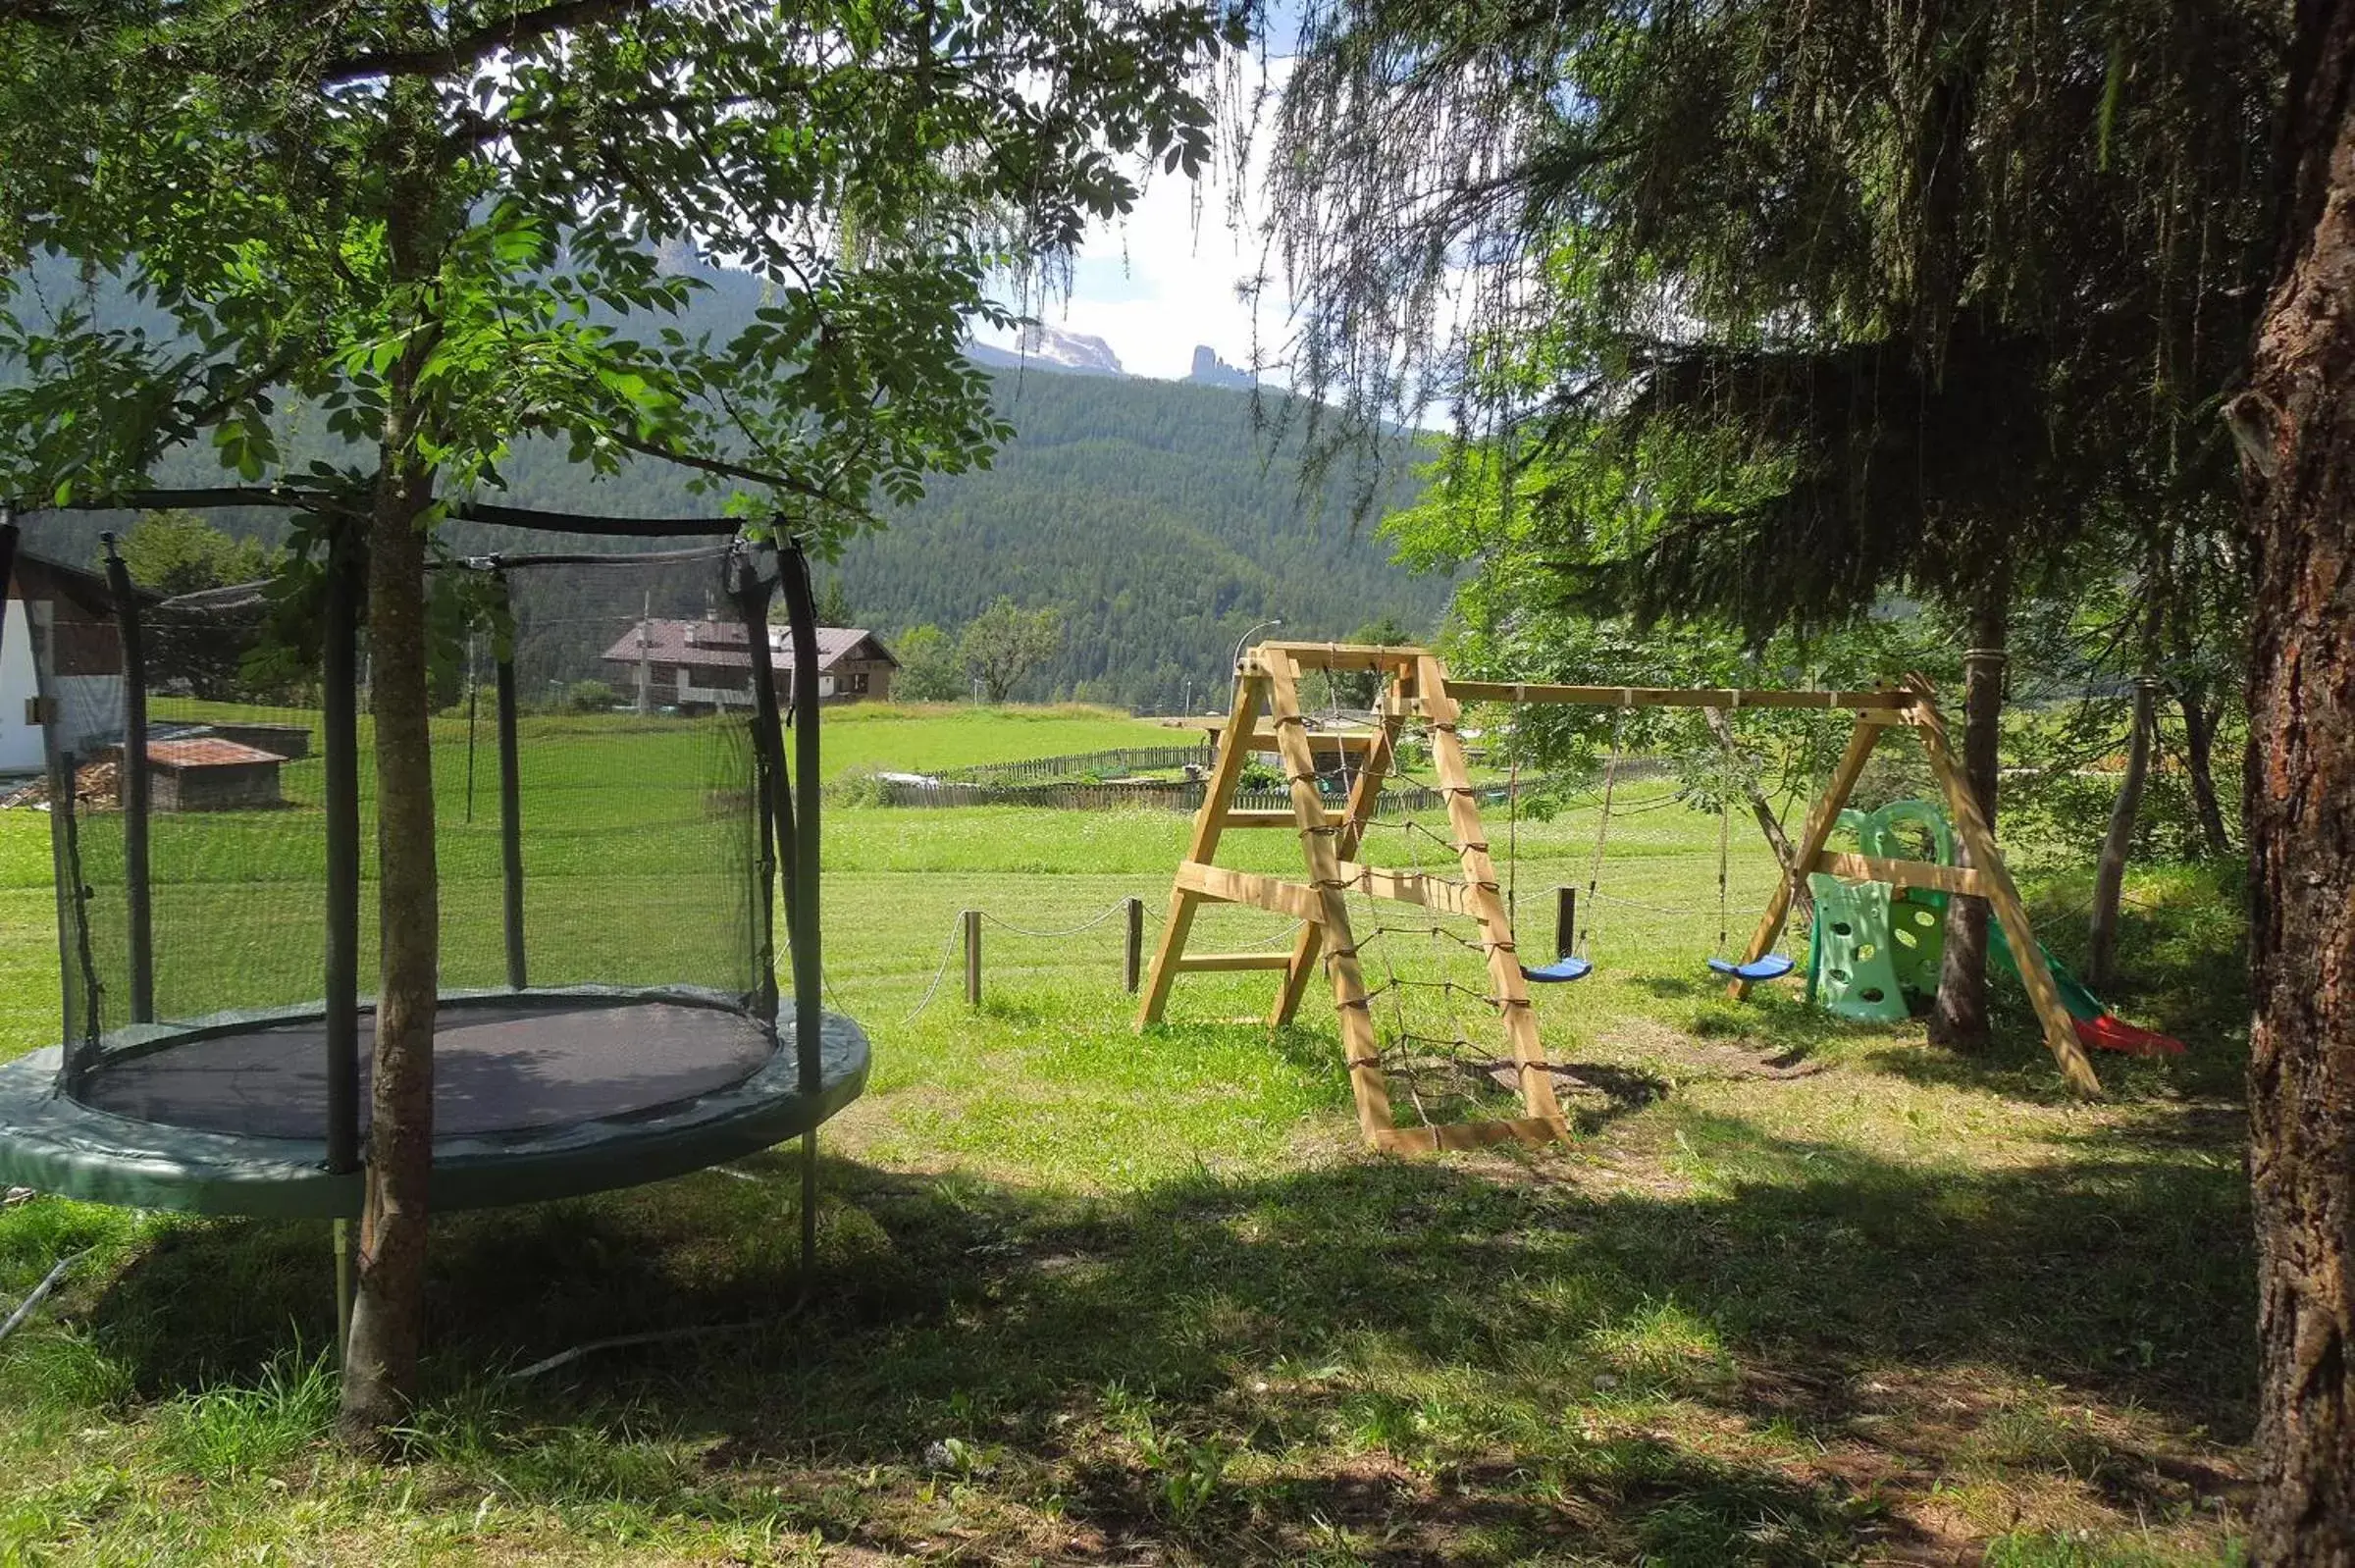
xmin=1929 ymin=571 xmax=2009 ymax=1052
xmin=1702 ymin=704 xmax=1810 ymax=922
xmin=2087 ymin=677 xmax=2158 ymax=990
xmin=2178 ymin=687 xmax=2235 ymax=855
xmin=337 ymin=50 xmax=443 ymax=1449
xmin=2241 ymin=1 xmax=2355 ymax=1558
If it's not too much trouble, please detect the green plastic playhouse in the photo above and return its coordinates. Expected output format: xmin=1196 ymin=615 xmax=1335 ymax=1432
xmin=1805 ymin=800 xmax=2184 ymax=1056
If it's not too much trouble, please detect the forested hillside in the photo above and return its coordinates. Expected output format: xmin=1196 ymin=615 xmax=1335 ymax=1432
xmin=10 ymin=258 xmax=1444 ymax=709
xmin=839 ymin=374 xmax=1442 ymax=708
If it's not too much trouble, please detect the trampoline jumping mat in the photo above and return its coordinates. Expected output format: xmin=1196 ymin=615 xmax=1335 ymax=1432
xmin=76 ymin=998 xmax=775 ymax=1139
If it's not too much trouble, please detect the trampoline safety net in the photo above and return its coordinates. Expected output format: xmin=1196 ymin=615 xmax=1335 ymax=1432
xmin=18 ymin=533 xmax=770 ymax=1085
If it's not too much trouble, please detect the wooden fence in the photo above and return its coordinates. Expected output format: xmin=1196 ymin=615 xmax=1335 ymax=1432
xmin=938 ymin=744 xmax=1213 ymax=786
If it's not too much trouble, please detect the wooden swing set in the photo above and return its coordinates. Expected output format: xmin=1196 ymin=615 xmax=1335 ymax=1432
xmin=1135 ymin=641 xmax=2103 ymax=1153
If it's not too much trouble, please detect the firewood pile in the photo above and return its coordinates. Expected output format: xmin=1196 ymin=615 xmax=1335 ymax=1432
xmin=0 ymin=758 xmax=122 ymax=810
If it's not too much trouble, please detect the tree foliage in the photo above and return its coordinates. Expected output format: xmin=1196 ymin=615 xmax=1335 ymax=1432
xmin=113 ymin=508 xmax=279 ymax=598
xmin=960 ymin=597 xmax=1065 ymax=701
xmin=0 ymin=0 xmax=1241 ymax=534
xmin=1263 ymin=0 xmax=2284 ymax=633
xmin=892 ymin=622 xmax=964 ymax=702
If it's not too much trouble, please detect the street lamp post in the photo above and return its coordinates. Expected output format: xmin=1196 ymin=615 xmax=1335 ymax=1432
xmin=1231 ymin=617 xmax=1283 ymax=676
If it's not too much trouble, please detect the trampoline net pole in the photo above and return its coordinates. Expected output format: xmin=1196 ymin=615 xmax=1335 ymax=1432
xmin=50 ymin=748 xmax=95 ymax=1094
xmin=733 ymin=553 xmax=785 ymax=1026
xmin=779 ymin=540 xmax=824 ymax=1281
xmin=101 ymin=537 xmax=154 ymax=1025
xmin=494 ymin=574 xmax=527 ymax=992
xmin=778 ymin=541 xmax=822 ymax=1097
xmin=324 ymin=518 xmax=362 ymax=1176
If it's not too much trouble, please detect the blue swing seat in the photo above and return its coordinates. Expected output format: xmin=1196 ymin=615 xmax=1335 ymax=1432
xmin=1521 ymin=956 xmax=1594 ymax=984
xmin=1706 ymin=953 xmax=1798 ymax=982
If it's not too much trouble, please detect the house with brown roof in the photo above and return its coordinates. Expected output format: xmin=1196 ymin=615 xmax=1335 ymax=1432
xmin=599 ymin=619 xmax=898 ymax=712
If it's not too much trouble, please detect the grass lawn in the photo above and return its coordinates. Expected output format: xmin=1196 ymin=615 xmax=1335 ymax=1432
xmin=0 ymin=706 xmax=2255 ymax=1566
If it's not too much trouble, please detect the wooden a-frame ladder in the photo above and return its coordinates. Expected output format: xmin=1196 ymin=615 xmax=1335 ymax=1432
xmin=1136 ymin=645 xmax=2102 ymax=1154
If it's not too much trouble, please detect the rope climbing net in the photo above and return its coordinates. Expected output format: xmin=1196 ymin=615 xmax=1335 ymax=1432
xmin=1325 ymin=713 xmax=1545 ymax=1131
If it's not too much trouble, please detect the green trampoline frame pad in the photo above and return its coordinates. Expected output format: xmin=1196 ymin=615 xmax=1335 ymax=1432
xmin=0 ymin=996 xmax=868 ymax=1219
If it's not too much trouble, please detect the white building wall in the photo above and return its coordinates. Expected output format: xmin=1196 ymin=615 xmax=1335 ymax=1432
xmin=0 ymin=596 xmax=37 ymax=773
xmin=0 ymin=600 xmax=123 ymax=773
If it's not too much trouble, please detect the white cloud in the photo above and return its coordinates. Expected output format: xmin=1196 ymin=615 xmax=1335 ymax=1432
xmin=978 ymin=65 xmax=1293 ymax=384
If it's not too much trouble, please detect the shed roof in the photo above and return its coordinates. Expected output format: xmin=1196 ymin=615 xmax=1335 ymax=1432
xmin=147 ymin=738 xmax=287 ymax=770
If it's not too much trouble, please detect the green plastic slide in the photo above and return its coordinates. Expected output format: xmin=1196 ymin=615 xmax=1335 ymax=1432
xmin=1987 ymin=925 xmax=2105 ymax=1023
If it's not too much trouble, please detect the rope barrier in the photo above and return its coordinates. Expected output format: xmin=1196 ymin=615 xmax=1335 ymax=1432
xmin=979 ymin=904 xmax=1131 ymax=940
xmin=899 ymin=915 xmax=968 ymax=1025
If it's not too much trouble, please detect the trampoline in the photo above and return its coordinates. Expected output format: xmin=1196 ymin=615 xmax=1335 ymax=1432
xmin=0 ymin=503 xmax=866 ymax=1232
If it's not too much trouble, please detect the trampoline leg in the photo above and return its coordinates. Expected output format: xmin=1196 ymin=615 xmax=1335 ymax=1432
xmin=799 ymin=1129 xmax=817 ymax=1281
xmin=334 ymin=1219 xmax=355 ymax=1364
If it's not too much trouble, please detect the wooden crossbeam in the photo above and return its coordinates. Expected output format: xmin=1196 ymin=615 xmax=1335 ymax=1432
xmin=1175 ymin=861 xmax=1328 ymax=923
xmin=1812 ymin=851 xmax=1990 ymax=898
xmin=1372 ymin=1115 xmax=1571 ymax=1152
xmin=1263 ymin=641 xmax=1427 ymax=671
xmin=1443 ymin=680 xmax=1915 ymax=711
xmin=1225 ymin=810 xmax=1308 ymax=829
xmin=1330 ymin=861 xmax=1482 ymax=918
xmin=1173 ymin=952 xmax=1297 ymax=972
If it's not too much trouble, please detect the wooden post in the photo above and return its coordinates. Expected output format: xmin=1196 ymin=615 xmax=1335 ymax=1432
xmin=964 ymin=909 xmax=981 ymax=1007
xmin=1124 ymin=897 xmax=1144 ymax=993
xmin=1272 ymin=697 xmax=1400 ymax=1026
xmin=1418 ymin=654 xmax=1566 ymax=1131
xmin=1910 ymin=683 xmax=2104 ymax=1096
xmin=1555 ymin=886 xmax=1576 ymax=961
xmin=1258 ymin=651 xmax=1397 ymax=1139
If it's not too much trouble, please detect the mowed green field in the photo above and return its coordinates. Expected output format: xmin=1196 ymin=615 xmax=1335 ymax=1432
xmin=0 ymin=706 xmax=2255 ymax=1566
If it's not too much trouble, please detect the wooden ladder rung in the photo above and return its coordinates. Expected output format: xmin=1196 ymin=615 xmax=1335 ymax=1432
xmin=1223 ymin=810 xmax=1305 ymax=829
xmin=1175 ymin=861 xmax=1328 ymax=923
xmin=1173 ymin=952 xmax=1296 ymax=972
